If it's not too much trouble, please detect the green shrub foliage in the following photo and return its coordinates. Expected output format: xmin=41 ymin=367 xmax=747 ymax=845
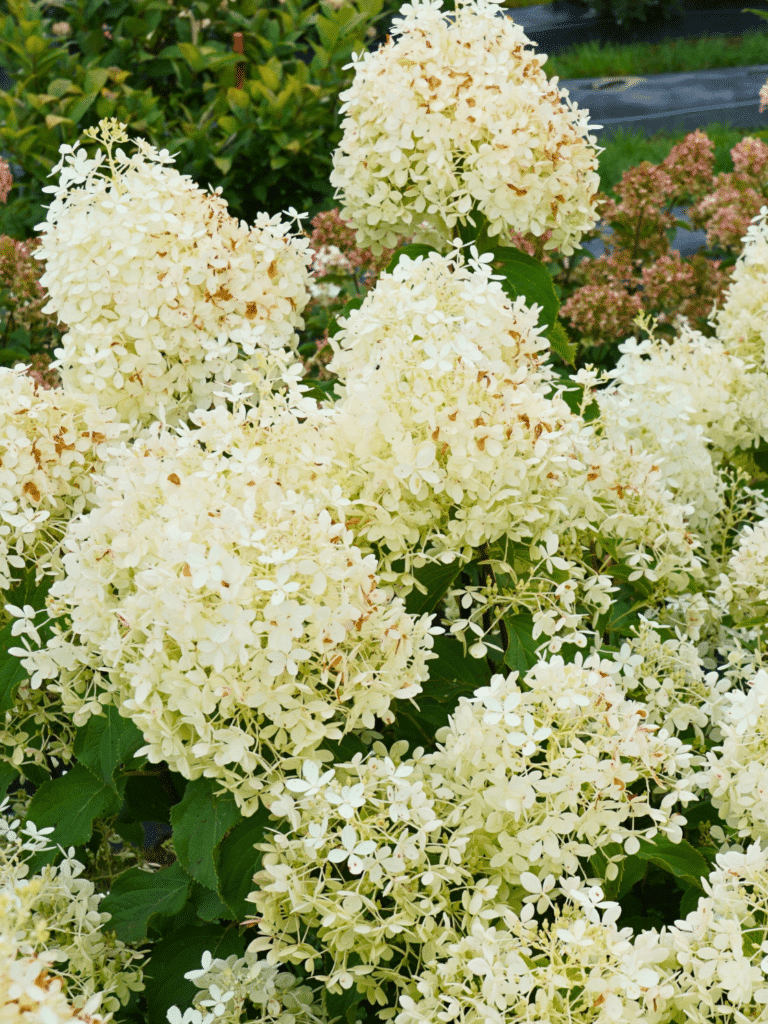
xmin=0 ymin=0 xmax=389 ymax=238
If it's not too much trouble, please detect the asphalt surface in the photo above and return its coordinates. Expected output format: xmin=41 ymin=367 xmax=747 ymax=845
xmin=559 ymin=63 xmax=768 ymax=140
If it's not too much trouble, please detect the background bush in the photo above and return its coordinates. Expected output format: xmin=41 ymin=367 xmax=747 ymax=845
xmin=0 ymin=0 xmax=400 ymax=239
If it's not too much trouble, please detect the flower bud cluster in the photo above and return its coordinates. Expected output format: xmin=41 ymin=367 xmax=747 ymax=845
xmin=330 ymin=0 xmax=601 ymax=255
xmin=34 ymin=119 xmax=312 ymax=426
xmin=168 ymin=948 xmax=326 ymax=1024
xmin=620 ymin=618 xmax=732 ymax=738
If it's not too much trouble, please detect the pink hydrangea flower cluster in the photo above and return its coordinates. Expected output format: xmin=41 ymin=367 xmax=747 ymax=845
xmin=689 ymin=136 xmax=768 ymax=252
xmin=0 ymin=236 xmax=61 ymax=386
xmin=308 ymin=208 xmax=403 ymax=288
xmin=558 ymin=130 xmax=750 ymax=348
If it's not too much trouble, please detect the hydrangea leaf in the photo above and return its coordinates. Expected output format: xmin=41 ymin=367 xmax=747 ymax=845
xmin=546 ymin=318 xmax=577 ymax=367
xmin=589 ymin=842 xmax=647 ymax=900
xmin=24 ymin=764 xmax=121 ymax=870
xmin=72 ymin=704 xmax=145 ymax=796
xmin=214 ymin=805 xmax=272 ymax=920
xmin=99 ymin=861 xmax=191 ymax=944
xmin=404 ymin=557 xmax=465 ymax=617
xmin=502 ymin=612 xmax=540 ymax=676
xmin=0 ymin=761 xmax=18 ymax=802
xmin=170 ymin=777 xmax=241 ymax=892
xmin=636 ymin=834 xmax=709 ymax=890
xmin=143 ymin=924 xmax=246 ymax=1024
xmin=189 ymin=880 xmax=231 ymax=924
xmin=490 ymin=244 xmax=560 ymax=332
xmin=119 ymin=771 xmax=179 ymax=829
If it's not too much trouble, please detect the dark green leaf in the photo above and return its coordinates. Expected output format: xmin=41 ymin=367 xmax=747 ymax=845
xmin=0 ymin=762 xmax=19 ymax=802
xmin=636 ymin=834 xmax=710 ymax=890
xmin=72 ymin=705 xmax=145 ymax=794
xmin=502 ymin=612 xmax=540 ymax=676
xmin=427 ymin=633 xmax=491 ymax=692
xmin=300 ymin=377 xmax=338 ymax=402
xmin=753 ymin=444 xmax=768 ymax=476
xmin=170 ymin=777 xmax=241 ymax=892
xmin=24 ymin=765 xmax=120 ymax=868
xmin=679 ymin=884 xmax=702 ymax=918
xmin=190 ymin=880 xmax=231 ymax=923
xmin=144 ymin=924 xmax=247 ymax=1024
xmin=392 ymin=633 xmax=490 ymax=748
xmin=99 ymin=861 xmax=191 ymax=944
xmin=119 ymin=772 xmax=177 ymax=827
xmin=490 ymin=244 xmax=560 ymax=333
xmin=616 ymin=852 xmax=648 ymax=899
xmin=214 ymin=805 xmax=271 ymax=920
xmin=325 ymin=976 xmax=366 ymax=1022
xmin=404 ymin=557 xmax=464 ymax=617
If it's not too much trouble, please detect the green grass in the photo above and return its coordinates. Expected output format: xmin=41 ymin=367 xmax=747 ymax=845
xmin=596 ymin=120 xmax=768 ymax=196
xmin=545 ymin=28 xmax=768 ymax=78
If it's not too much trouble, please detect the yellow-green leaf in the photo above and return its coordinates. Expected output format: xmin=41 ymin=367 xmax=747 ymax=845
xmin=82 ymin=68 xmax=110 ymax=94
xmin=24 ymin=35 xmax=46 ymax=55
xmin=258 ymin=60 xmax=281 ymax=91
xmin=44 ymin=113 xmax=73 ymax=130
xmin=47 ymin=78 xmax=78 ymax=99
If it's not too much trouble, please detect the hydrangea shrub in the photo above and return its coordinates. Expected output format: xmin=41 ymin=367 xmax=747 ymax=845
xmin=2 ymin=1 xmax=768 ymax=1024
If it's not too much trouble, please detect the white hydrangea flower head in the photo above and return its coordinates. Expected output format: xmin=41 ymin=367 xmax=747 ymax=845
xmin=716 ymin=515 xmax=768 ymax=624
xmin=596 ymin=319 xmax=768 ymax=538
xmin=700 ymin=669 xmax=768 ymax=842
xmin=0 ymin=366 xmax=124 ymax=595
xmin=571 ymin=419 xmax=703 ymax=597
xmin=598 ymin=335 xmax=725 ymax=528
xmin=249 ymin=742 xmax=471 ymax=1004
xmin=396 ymin=907 xmax=675 ymax=1024
xmin=0 ymin=801 xmax=144 ymax=1018
xmin=24 ymin=429 xmax=438 ymax=815
xmin=665 ymin=844 xmax=768 ymax=1023
xmin=171 ymin=948 xmax=326 ymax=1024
xmin=621 ymin=618 xmax=732 ymax=738
xmin=34 ymin=119 xmax=313 ymax=426
xmin=426 ymin=652 xmax=697 ymax=888
xmin=606 ymin=323 xmax=768 ymax=456
xmin=329 ymin=0 xmax=602 ymax=255
xmin=0 ymin=938 xmax=109 ymax=1024
xmin=712 ymin=205 xmax=768 ymax=368
xmin=325 ymin=248 xmax=586 ymax=565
